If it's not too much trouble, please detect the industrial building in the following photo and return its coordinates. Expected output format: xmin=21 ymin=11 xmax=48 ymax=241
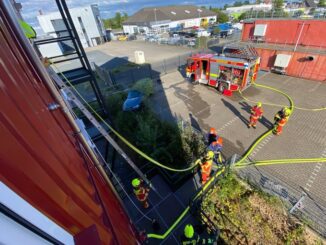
xmin=226 ymin=3 xmax=272 ymax=14
xmin=122 ymin=5 xmax=217 ymax=34
xmin=241 ymin=19 xmax=326 ymax=81
xmin=37 ymin=4 xmax=105 ymax=57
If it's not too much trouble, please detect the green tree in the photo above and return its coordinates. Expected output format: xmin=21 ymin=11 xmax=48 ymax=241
xmin=234 ymin=1 xmax=243 ymax=7
xmin=244 ymin=0 xmax=250 ymax=4
xmin=217 ymin=11 xmax=229 ymax=23
xmin=256 ymin=0 xmax=262 ymax=3
xmin=238 ymin=12 xmax=247 ymax=20
xmin=318 ymin=0 xmax=326 ymax=7
xmin=223 ymin=4 xmax=229 ymax=10
xmin=102 ymin=12 xmax=128 ymax=29
xmin=210 ymin=8 xmax=229 ymax=23
xmin=273 ymin=0 xmax=284 ymax=10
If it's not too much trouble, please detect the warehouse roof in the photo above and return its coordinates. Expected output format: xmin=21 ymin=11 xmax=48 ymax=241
xmin=123 ymin=5 xmax=216 ymax=25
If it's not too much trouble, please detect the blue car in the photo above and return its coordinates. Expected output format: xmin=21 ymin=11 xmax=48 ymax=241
xmin=123 ymin=90 xmax=143 ymax=111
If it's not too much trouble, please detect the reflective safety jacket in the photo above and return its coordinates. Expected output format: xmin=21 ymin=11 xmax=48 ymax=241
xmin=19 ymin=20 xmax=36 ymax=39
xmin=200 ymin=160 xmax=213 ymax=175
xmin=277 ymin=117 xmax=287 ymax=127
xmin=208 ymin=137 xmax=223 ymax=152
xmin=251 ymin=105 xmax=263 ymax=119
xmin=134 ymin=187 xmax=148 ymax=202
xmin=180 ymin=234 xmax=200 ymax=245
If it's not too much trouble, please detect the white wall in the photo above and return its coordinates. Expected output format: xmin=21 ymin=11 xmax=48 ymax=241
xmin=37 ymin=5 xmax=104 ymax=49
xmin=38 ymin=42 xmax=63 ymax=57
xmin=170 ymin=16 xmax=216 ymax=29
xmin=123 ymin=25 xmax=149 ymax=34
xmin=0 ymin=182 xmax=74 ymax=245
xmin=123 ymin=25 xmax=138 ymax=34
xmin=123 ymin=16 xmax=217 ymax=34
xmin=226 ymin=4 xmax=272 ymax=13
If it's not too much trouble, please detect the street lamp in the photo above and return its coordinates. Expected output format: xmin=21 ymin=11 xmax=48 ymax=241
xmin=197 ymin=8 xmax=202 ymax=27
xmin=154 ymin=8 xmax=157 ymax=25
xmin=197 ymin=8 xmax=202 ymax=18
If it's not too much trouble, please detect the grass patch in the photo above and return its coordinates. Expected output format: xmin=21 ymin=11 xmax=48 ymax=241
xmin=201 ymin=173 xmax=322 ymax=244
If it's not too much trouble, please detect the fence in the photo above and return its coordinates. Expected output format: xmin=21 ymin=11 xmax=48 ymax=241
xmin=244 ymin=10 xmax=326 ymax=20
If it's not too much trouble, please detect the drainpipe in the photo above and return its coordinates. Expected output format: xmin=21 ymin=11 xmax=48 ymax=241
xmin=294 ymin=22 xmax=305 ymax=52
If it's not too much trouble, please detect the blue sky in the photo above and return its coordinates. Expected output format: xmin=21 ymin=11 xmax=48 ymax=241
xmin=19 ymin=0 xmax=235 ymax=33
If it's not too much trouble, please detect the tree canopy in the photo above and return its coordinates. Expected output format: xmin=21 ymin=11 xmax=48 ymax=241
xmin=103 ymin=12 xmax=128 ymax=29
xmin=273 ymin=0 xmax=284 ymax=10
xmin=210 ymin=7 xmax=229 ymax=23
xmin=318 ymin=0 xmax=326 ymax=7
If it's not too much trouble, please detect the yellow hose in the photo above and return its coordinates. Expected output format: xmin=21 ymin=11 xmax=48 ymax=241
xmin=50 ymin=62 xmax=326 ymax=240
xmin=51 ymin=62 xmax=200 ymax=172
xmin=238 ymin=84 xmax=326 ymax=111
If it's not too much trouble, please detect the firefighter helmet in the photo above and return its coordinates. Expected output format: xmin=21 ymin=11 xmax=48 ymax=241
xmin=132 ymin=178 xmax=141 ymax=188
xmin=184 ymin=224 xmax=194 ymax=238
xmin=257 ymin=102 xmax=262 ymax=107
xmin=284 ymin=107 xmax=291 ymax=116
xmin=209 ymin=127 xmax=217 ymax=136
xmin=205 ymin=151 xmax=215 ymax=160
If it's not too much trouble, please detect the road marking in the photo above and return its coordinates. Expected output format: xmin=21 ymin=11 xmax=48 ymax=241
xmin=249 ymin=134 xmax=273 ymax=158
xmin=308 ymin=82 xmax=321 ymax=92
xmin=303 ymin=148 xmax=326 ymax=193
xmin=217 ymin=116 xmax=238 ymax=132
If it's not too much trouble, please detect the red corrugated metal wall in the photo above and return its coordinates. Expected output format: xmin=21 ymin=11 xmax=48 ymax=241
xmin=256 ymin=48 xmax=326 ymax=81
xmin=242 ymin=20 xmax=326 ymax=47
xmin=0 ymin=6 xmax=137 ymax=245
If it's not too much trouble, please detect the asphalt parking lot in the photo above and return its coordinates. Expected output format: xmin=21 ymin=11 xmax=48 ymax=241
xmin=86 ymin=40 xmax=196 ymax=64
xmin=150 ymin=71 xmax=326 ymax=236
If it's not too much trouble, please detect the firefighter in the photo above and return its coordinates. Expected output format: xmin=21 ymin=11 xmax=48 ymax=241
xmin=19 ymin=20 xmax=36 ymax=39
xmin=181 ymin=224 xmax=217 ymax=245
xmin=132 ymin=178 xmax=150 ymax=209
xmin=274 ymin=107 xmax=291 ymax=123
xmin=208 ymin=127 xmax=217 ymax=145
xmin=181 ymin=224 xmax=199 ymax=244
xmin=196 ymin=151 xmax=214 ymax=185
xmin=248 ymin=102 xmax=263 ymax=129
xmin=273 ymin=107 xmax=291 ymax=135
xmin=207 ymin=127 xmax=223 ymax=163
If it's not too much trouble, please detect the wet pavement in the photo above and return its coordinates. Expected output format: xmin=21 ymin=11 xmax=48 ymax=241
xmin=147 ymin=71 xmax=326 ymax=237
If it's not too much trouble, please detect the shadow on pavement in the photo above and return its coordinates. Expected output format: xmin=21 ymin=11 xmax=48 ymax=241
xmin=239 ymin=101 xmax=273 ymax=129
xmin=221 ymin=98 xmax=249 ymax=126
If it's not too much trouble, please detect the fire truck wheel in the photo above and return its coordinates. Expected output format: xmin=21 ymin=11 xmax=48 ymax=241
xmin=218 ymin=83 xmax=228 ymax=93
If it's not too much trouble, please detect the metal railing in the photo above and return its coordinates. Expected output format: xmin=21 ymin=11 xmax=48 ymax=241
xmin=244 ymin=10 xmax=326 ymax=20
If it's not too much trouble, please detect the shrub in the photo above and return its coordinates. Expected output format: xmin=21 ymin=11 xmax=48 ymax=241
xmin=104 ymin=91 xmax=126 ymax=116
xmin=132 ymin=78 xmax=154 ymax=97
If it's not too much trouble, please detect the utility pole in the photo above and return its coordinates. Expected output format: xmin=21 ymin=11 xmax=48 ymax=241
xmin=294 ymin=22 xmax=305 ymax=52
xmin=153 ymin=8 xmax=157 ymax=33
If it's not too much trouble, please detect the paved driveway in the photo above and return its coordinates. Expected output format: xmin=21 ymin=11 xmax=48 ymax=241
xmin=151 ymin=71 xmax=326 ymax=236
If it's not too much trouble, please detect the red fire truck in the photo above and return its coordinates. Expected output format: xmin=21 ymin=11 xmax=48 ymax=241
xmin=186 ymin=45 xmax=260 ymax=96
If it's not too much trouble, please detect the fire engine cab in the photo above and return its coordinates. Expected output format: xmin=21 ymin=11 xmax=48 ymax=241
xmin=186 ymin=45 xmax=260 ymax=96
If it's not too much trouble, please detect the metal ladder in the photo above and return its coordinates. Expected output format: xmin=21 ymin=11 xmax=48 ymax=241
xmin=34 ymin=0 xmax=106 ymax=114
xmin=48 ymin=67 xmax=156 ymax=193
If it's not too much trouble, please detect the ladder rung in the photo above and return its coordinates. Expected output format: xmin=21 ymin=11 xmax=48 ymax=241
xmin=34 ymin=36 xmax=73 ymax=45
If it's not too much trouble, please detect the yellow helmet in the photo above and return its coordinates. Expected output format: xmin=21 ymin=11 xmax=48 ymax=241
xmin=205 ymin=151 xmax=214 ymax=160
xmin=132 ymin=178 xmax=141 ymax=188
xmin=283 ymin=107 xmax=291 ymax=116
xmin=257 ymin=102 xmax=262 ymax=107
xmin=184 ymin=224 xmax=194 ymax=238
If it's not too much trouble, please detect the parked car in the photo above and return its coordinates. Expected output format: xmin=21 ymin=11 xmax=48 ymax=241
xmin=123 ymin=90 xmax=143 ymax=111
xmin=196 ymin=29 xmax=211 ymax=37
xmin=127 ymin=34 xmax=137 ymax=41
xmin=118 ymin=35 xmax=128 ymax=41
